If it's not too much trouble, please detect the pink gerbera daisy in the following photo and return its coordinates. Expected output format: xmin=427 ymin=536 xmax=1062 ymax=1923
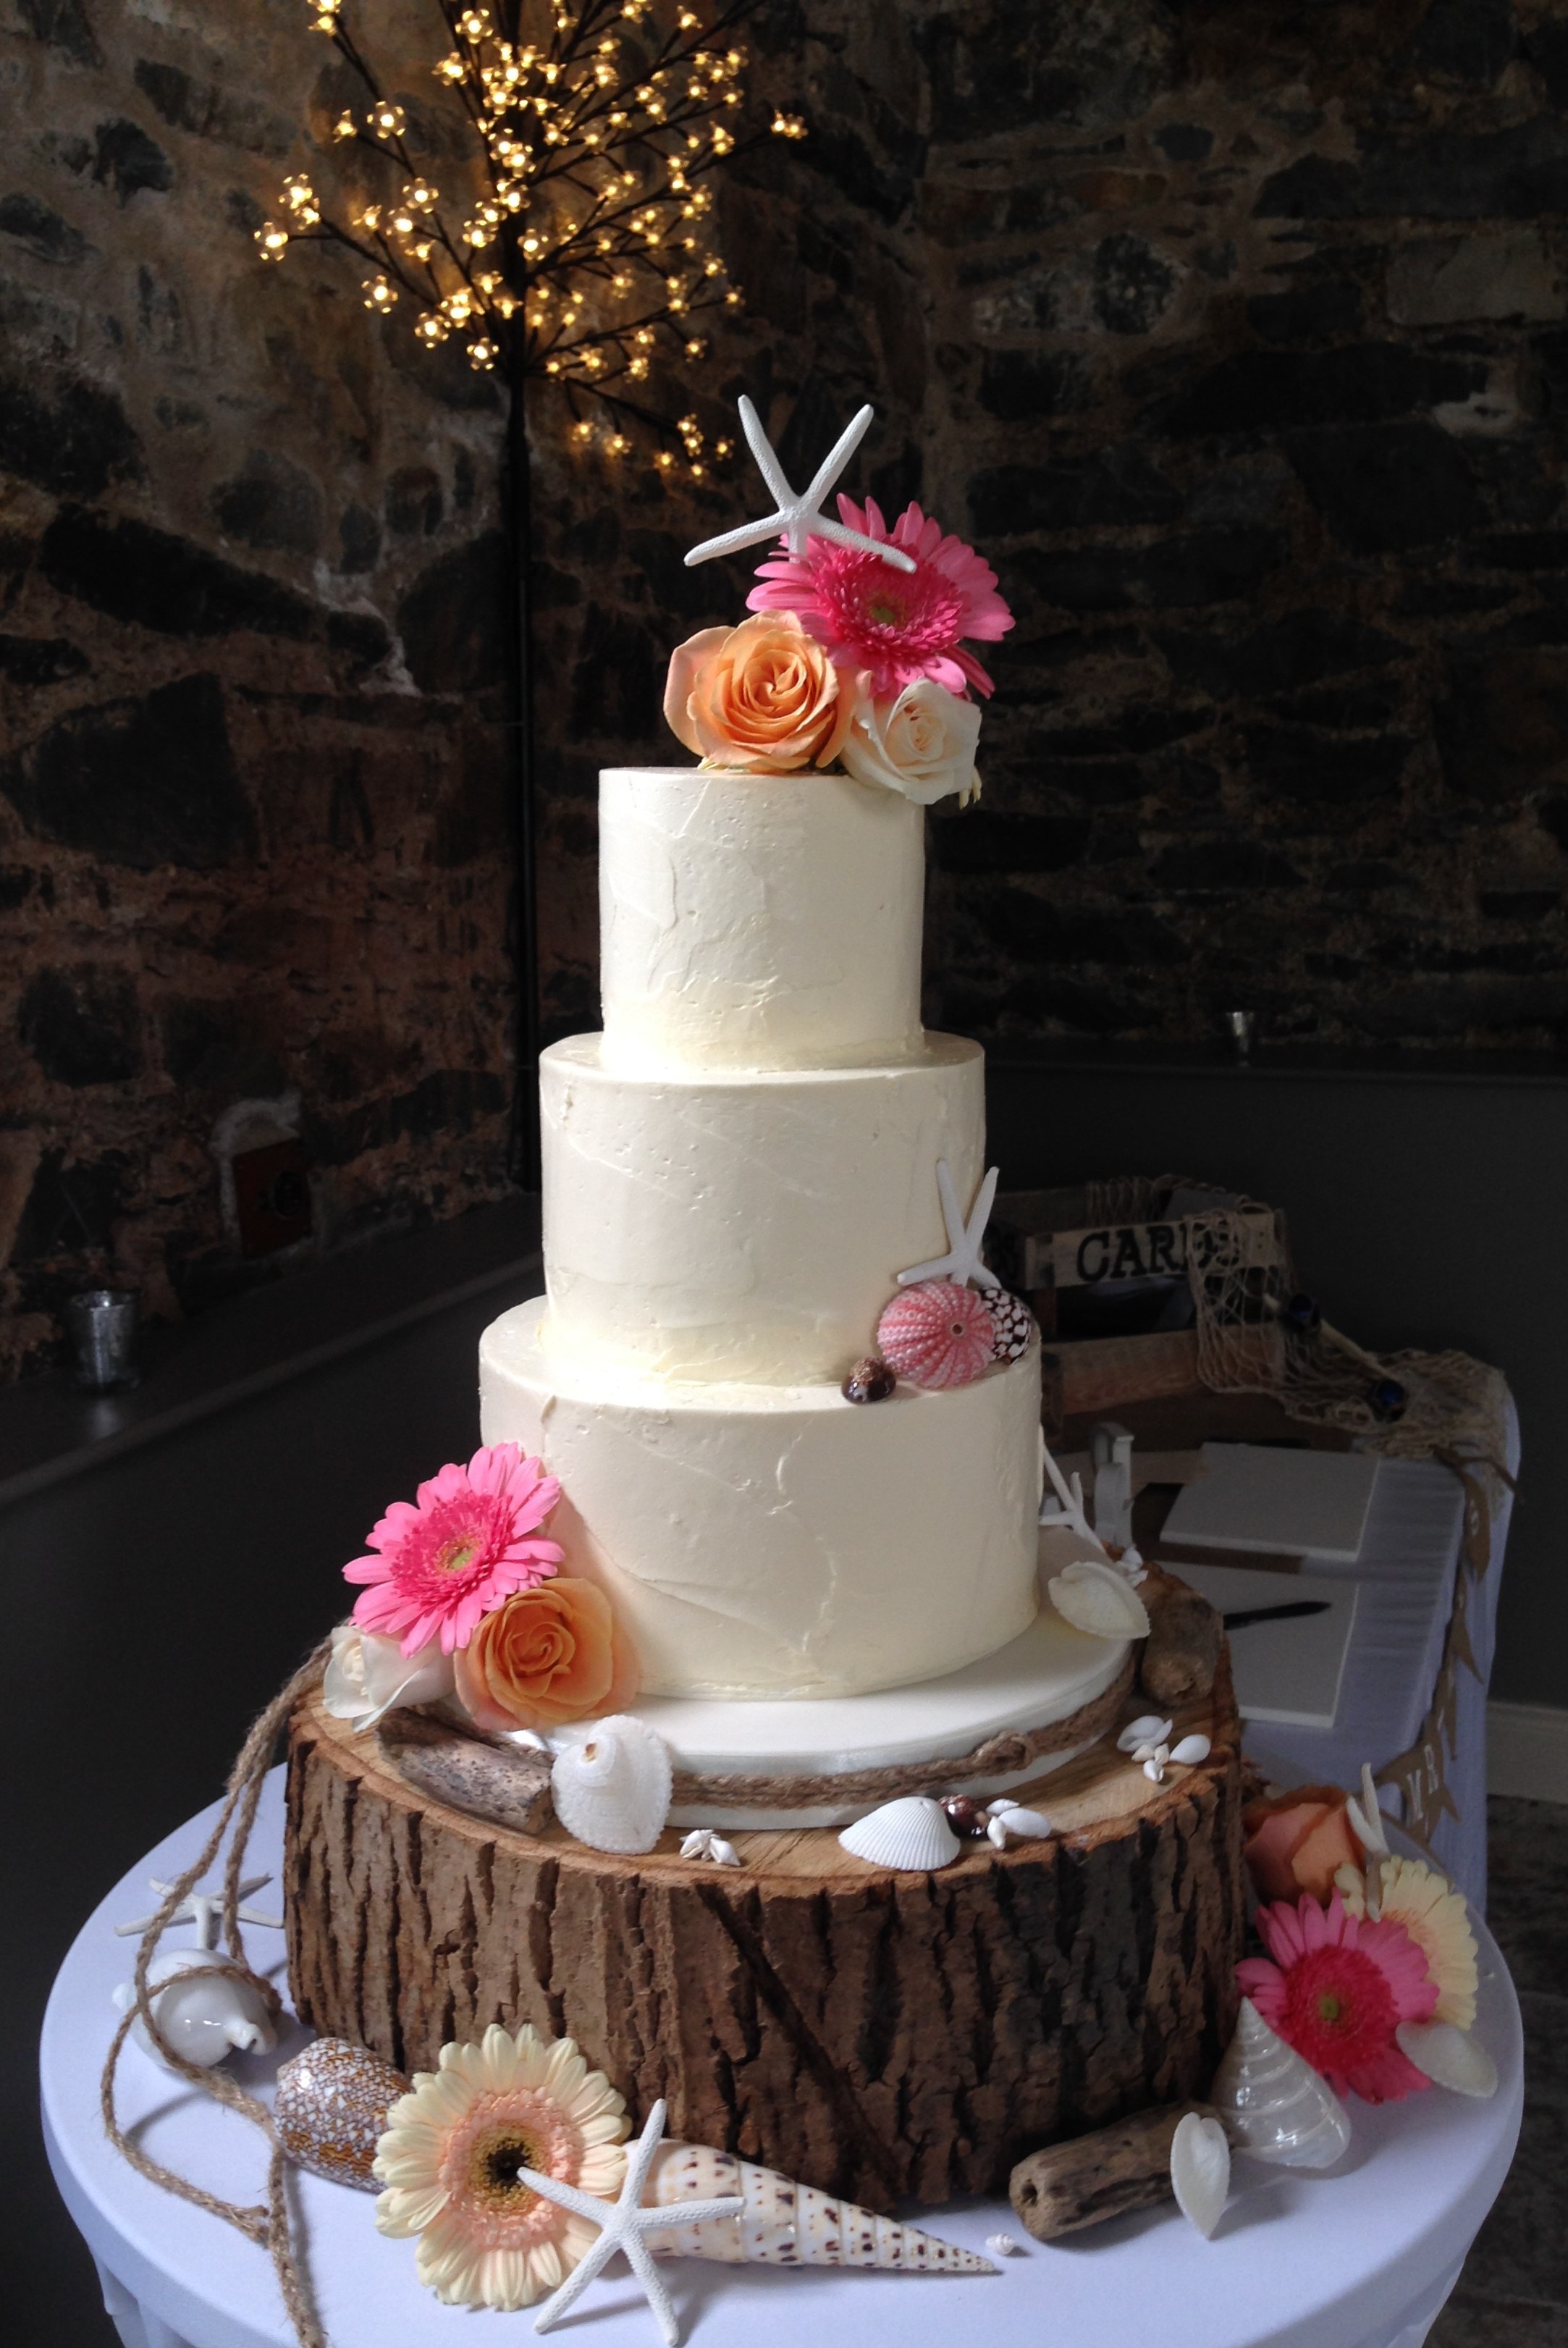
xmin=343 ymin=1444 xmax=564 ymax=1657
xmin=746 ymin=495 xmax=1013 ymax=698
xmin=1237 ymin=1890 xmax=1438 ymax=2104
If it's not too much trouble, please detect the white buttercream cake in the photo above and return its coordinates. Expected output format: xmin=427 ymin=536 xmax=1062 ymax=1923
xmin=479 ymin=763 xmax=1055 ymax=1701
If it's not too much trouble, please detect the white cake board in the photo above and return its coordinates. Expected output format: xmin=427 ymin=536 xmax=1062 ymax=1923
xmin=1159 ymin=1441 xmax=1380 ymax=1562
xmin=541 ymin=1610 xmax=1131 ymax=1829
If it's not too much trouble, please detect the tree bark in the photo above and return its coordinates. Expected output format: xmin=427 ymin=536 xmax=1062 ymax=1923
xmin=286 ymin=1662 xmax=1246 ymax=2212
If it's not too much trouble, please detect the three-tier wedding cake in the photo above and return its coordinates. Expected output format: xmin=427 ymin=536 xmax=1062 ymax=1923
xmin=286 ymin=401 xmax=1245 ymax=2213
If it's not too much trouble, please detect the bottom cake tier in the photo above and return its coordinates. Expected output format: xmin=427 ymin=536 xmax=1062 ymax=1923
xmin=284 ymin=1655 xmax=1246 ymax=2211
xmin=480 ymin=1299 xmax=1043 ymax=1699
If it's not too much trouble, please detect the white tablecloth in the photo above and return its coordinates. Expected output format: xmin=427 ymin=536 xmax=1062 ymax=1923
xmin=1236 ymin=1426 xmax=1517 ymax=1911
xmin=45 ymin=1772 xmax=1522 ymax=2348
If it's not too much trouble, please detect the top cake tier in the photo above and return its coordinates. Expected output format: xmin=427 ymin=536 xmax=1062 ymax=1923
xmin=599 ymin=766 xmax=925 ymax=1075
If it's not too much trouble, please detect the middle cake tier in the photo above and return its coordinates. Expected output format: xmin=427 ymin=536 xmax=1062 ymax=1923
xmin=539 ymin=1030 xmax=985 ymax=1384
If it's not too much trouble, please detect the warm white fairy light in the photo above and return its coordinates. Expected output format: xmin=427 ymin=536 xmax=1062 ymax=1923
xmin=264 ymin=0 xmax=804 ymax=471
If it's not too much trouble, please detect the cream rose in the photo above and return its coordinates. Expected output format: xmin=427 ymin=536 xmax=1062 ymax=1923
xmin=663 ymin=611 xmax=851 ymax=772
xmin=323 ymin=1620 xmax=455 ymax=1732
xmin=839 ymin=676 xmax=982 ymax=806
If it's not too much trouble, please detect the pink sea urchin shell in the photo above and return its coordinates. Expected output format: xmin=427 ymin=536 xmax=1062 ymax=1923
xmin=875 ymin=1279 xmax=994 ymax=1389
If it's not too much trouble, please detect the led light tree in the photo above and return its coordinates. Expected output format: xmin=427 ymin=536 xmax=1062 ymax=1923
xmin=258 ymin=1 xmax=806 ymax=1179
xmin=258 ymin=0 xmax=804 ymax=473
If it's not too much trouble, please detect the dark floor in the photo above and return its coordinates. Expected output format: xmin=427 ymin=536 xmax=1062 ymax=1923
xmin=1429 ymin=1797 xmax=1568 ymax=2348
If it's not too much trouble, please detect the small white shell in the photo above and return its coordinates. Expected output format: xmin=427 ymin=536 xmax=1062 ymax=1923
xmin=111 ymin=1949 xmax=277 ymax=2070
xmin=1210 ymin=1999 xmax=1352 ymax=2168
xmin=1396 ymin=2020 xmax=1499 ymax=2099
xmin=839 ymin=1795 xmax=961 ymax=1872
xmin=1118 ymin=1714 xmax=1171 ymax=1754
xmin=549 ymin=1715 xmax=673 ymax=1854
xmin=986 ymin=2232 xmax=1024 ymax=2257
xmin=708 ymin=1835 xmax=741 ymax=1869
xmin=1171 ymin=1734 xmax=1212 ymax=1766
xmin=1170 ymin=2112 xmax=1230 ymax=2239
xmin=987 ymin=1806 xmax=1051 ymax=1848
xmin=1047 ymin=1558 xmax=1151 ymax=1640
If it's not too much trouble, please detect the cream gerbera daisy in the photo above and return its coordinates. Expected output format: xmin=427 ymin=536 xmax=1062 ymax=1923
xmin=1335 ymin=1856 xmax=1479 ymax=2029
xmin=373 ymin=2023 xmax=630 ymax=2309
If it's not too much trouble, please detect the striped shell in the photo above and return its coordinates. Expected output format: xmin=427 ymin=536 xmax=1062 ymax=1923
xmin=876 ymin=1280 xmax=993 ymax=1389
xmin=644 ymin=2139 xmax=995 ymax=2272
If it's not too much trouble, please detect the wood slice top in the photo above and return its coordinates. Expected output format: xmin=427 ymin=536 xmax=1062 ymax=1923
xmin=295 ymin=1658 xmax=1239 ymax=1889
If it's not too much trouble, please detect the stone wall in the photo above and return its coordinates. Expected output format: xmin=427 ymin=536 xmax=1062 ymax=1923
xmin=6 ymin=0 xmax=1568 ymax=1376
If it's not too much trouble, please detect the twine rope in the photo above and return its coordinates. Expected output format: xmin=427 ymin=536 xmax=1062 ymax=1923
xmin=100 ymin=1638 xmax=333 ymax=2348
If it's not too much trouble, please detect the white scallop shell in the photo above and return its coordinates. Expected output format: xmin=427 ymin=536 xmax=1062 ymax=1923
xmin=549 ymin=1715 xmax=673 ymax=1854
xmin=1170 ymin=2111 xmax=1230 ymax=2239
xmin=1210 ymin=1998 xmax=1352 ymax=2168
xmin=838 ymin=1795 xmax=961 ymax=1872
xmin=1047 ymin=1558 xmax=1152 ymax=1639
xmin=111 ymin=1948 xmax=277 ymax=2071
xmin=1396 ymin=2019 xmax=1499 ymax=2099
xmin=644 ymin=2139 xmax=995 ymax=2271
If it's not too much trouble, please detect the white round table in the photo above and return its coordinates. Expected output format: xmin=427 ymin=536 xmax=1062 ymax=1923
xmin=44 ymin=1769 xmax=1522 ymax=2348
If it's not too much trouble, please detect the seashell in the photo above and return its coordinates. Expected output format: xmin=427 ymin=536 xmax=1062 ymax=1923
xmin=941 ymin=1795 xmax=988 ymax=1838
xmin=275 ymin=2037 xmax=410 ymax=2189
xmin=1171 ymin=1734 xmax=1212 ymax=1766
xmin=842 ymin=1355 xmax=897 ymax=1404
xmin=839 ymin=1794 xmax=961 ymax=1872
xmin=1118 ymin=1714 xmax=1172 ymax=1754
xmin=1210 ymin=1998 xmax=1352 ymax=2168
xmin=550 ymin=1715 xmax=673 ymax=1854
xmin=1169 ymin=2112 xmax=1230 ymax=2240
xmin=643 ymin=2139 xmax=996 ymax=2273
xmin=1047 ymin=1557 xmax=1152 ymax=1641
xmin=986 ymin=1290 xmax=1037 ymax=1363
xmin=986 ymin=2233 xmax=1024 ymax=2257
xmin=111 ymin=1949 xmax=277 ymax=2071
xmin=987 ymin=1806 xmax=1051 ymax=1849
xmin=875 ymin=1280 xmax=993 ymax=1390
xmin=1396 ymin=2020 xmax=1499 ymax=2099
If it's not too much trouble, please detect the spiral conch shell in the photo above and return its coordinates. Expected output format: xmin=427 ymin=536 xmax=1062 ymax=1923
xmin=643 ymin=2140 xmax=995 ymax=2273
xmin=1210 ymin=1998 xmax=1352 ymax=2168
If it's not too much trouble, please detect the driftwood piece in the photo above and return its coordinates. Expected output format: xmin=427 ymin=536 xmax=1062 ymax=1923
xmin=1009 ymin=2098 xmax=1218 ymax=2239
xmin=376 ymin=1709 xmax=555 ymax=1835
xmin=1140 ymin=1568 xmax=1223 ymax=1707
xmin=285 ymin=1657 xmax=1246 ymax=2213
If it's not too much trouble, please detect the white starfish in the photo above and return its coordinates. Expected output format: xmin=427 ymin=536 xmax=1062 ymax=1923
xmin=683 ymin=395 xmax=917 ymax=571
xmin=523 ymin=2099 xmax=744 ymax=2347
xmin=115 ymin=1874 xmax=282 ymax=1939
xmin=897 ymin=1160 xmax=1000 ymax=1292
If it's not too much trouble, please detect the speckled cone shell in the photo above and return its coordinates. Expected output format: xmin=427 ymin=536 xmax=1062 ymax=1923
xmin=1210 ymin=1998 xmax=1352 ymax=2169
xmin=876 ymin=1280 xmax=993 ymax=1389
xmin=986 ymin=1289 xmax=1037 ymax=1363
xmin=275 ymin=2038 xmax=410 ymax=2189
xmin=643 ymin=2140 xmax=995 ymax=2272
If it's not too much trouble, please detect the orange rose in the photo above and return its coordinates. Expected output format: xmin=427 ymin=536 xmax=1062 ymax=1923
xmin=1243 ymin=1783 xmax=1367 ymax=1904
xmin=663 ymin=612 xmax=852 ymax=772
xmin=454 ymin=1578 xmax=640 ymax=1733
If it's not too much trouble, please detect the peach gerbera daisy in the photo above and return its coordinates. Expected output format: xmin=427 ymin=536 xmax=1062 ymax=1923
xmin=373 ymin=2024 xmax=630 ymax=2310
xmin=1336 ymin=1856 xmax=1479 ymax=2030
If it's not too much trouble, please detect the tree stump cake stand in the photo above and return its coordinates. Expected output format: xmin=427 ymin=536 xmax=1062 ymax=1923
xmin=284 ymin=1662 xmax=1247 ymax=2213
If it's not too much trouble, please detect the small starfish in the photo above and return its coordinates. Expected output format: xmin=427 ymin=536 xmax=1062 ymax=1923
xmin=684 ymin=395 xmax=917 ymax=571
xmin=897 ymin=1160 xmax=1000 ymax=1292
xmin=115 ymin=1874 xmax=282 ymax=1940
xmin=523 ymin=2100 xmax=744 ymax=2347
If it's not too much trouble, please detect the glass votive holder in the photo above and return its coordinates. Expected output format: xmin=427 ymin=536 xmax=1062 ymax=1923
xmin=65 ymin=1288 xmax=140 ymax=1391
